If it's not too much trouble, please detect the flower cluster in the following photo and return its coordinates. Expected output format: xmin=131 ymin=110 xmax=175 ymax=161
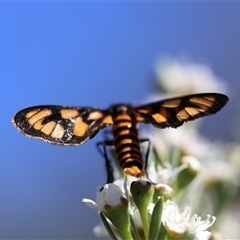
xmin=83 ymin=179 xmax=216 ymax=240
xmin=155 ymin=55 xmax=226 ymax=96
xmin=83 ymin=56 xmax=239 ymax=239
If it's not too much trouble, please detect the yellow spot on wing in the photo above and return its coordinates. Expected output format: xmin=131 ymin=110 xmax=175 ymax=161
xmin=73 ymin=116 xmax=88 ymax=137
xmin=88 ymin=111 xmax=103 ymax=120
xmin=177 ymin=109 xmax=189 ymax=121
xmin=203 ymin=96 xmax=215 ymax=101
xmin=152 ymin=113 xmax=167 ymax=123
xmin=190 ymin=97 xmax=213 ymax=107
xmin=41 ymin=121 xmax=56 ymax=135
xmin=162 ymin=99 xmax=181 ymax=108
xmin=137 ymin=107 xmax=151 ymax=114
xmin=28 ymin=109 xmax=52 ymax=125
xmin=51 ymin=124 xmax=64 ymax=138
xmin=33 ymin=119 xmax=45 ymax=130
xmin=102 ymin=115 xmax=113 ymax=125
xmin=184 ymin=107 xmax=200 ymax=116
xmin=26 ymin=110 xmax=38 ymax=119
xmin=135 ymin=114 xmax=144 ymax=121
xmin=196 ymin=107 xmax=207 ymax=112
xmin=60 ymin=109 xmax=79 ymax=119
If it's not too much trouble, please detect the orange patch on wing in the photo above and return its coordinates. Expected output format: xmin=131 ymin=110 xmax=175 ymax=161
xmin=190 ymin=97 xmax=213 ymax=107
xmin=33 ymin=119 xmax=45 ymax=130
xmin=26 ymin=110 xmax=38 ymax=119
xmin=73 ymin=116 xmax=88 ymax=137
xmin=60 ymin=109 xmax=79 ymax=119
xmin=41 ymin=121 xmax=56 ymax=135
xmin=137 ymin=107 xmax=151 ymax=114
xmin=135 ymin=114 xmax=144 ymax=122
xmin=176 ymin=109 xmax=190 ymax=121
xmin=162 ymin=99 xmax=181 ymax=108
xmin=28 ymin=109 xmax=52 ymax=125
xmin=184 ymin=107 xmax=200 ymax=116
xmin=88 ymin=111 xmax=103 ymax=120
xmin=152 ymin=113 xmax=167 ymax=123
xmin=203 ymin=96 xmax=215 ymax=101
xmin=102 ymin=115 xmax=113 ymax=125
xmin=51 ymin=124 xmax=65 ymax=138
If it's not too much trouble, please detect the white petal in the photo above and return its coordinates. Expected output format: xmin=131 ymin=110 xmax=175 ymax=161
xmin=181 ymin=155 xmax=201 ymax=172
xmin=96 ymin=183 xmax=124 ymax=208
xmin=82 ymin=198 xmax=102 ymax=211
xmin=162 ymin=201 xmax=215 ymax=239
xmin=195 ymin=231 xmax=211 ymax=240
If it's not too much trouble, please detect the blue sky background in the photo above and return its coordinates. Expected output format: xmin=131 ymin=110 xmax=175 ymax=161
xmin=1 ymin=2 xmax=240 ymax=239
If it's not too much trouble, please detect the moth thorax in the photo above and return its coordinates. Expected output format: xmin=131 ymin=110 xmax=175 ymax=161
xmin=115 ymin=105 xmax=128 ymax=113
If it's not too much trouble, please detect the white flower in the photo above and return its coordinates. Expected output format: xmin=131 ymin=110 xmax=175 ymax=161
xmin=199 ymin=142 xmax=240 ymax=185
xmin=155 ymin=56 xmax=226 ymax=95
xmin=83 ymin=183 xmax=131 ymax=239
xmin=182 ymin=155 xmax=201 ymax=172
xmin=147 ymin=159 xmax=187 ymax=185
xmin=82 ymin=183 xmax=125 ymax=211
xmin=162 ymin=200 xmax=216 ymax=240
xmin=149 ymin=126 xmax=211 ymax=160
xmin=153 ymin=183 xmax=175 ymax=198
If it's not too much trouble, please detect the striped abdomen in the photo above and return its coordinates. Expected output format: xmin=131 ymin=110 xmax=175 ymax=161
xmin=112 ymin=113 xmax=145 ymax=177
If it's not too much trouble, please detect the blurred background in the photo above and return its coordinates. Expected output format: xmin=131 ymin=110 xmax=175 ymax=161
xmin=1 ymin=2 xmax=240 ymax=239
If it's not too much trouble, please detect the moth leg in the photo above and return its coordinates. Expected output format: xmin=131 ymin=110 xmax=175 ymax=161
xmin=139 ymin=138 xmax=151 ymax=179
xmin=96 ymin=140 xmax=114 ymax=183
xmin=151 ymin=143 xmax=164 ymax=167
xmin=143 ymin=140 xmax=165 ymax=185
xmin=101 ymin=129 xmax=113 ymax=141
xmin=139 ymin=138 xmax=164 ymax=184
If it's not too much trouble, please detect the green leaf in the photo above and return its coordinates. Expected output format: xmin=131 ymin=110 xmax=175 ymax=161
xmin=149 ymin=197 xmax=163 ymax=240
xmin=100 ymin=212 xmax=119 ymax=240
xmin=130 ymin=181 xmax=154 ymax=239
xmin=157 ymin=222 xmax=167 ymax=240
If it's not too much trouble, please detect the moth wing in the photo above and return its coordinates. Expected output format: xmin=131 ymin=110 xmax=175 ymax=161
xmin=135 ymin=93 xmax=228 ymax=128
xmin=12 ymin=105 xmax=113 ymax=146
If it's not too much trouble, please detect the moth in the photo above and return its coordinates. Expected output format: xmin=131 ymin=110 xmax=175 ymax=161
xmin=12 ymin=93 xmax=228 ymax=177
